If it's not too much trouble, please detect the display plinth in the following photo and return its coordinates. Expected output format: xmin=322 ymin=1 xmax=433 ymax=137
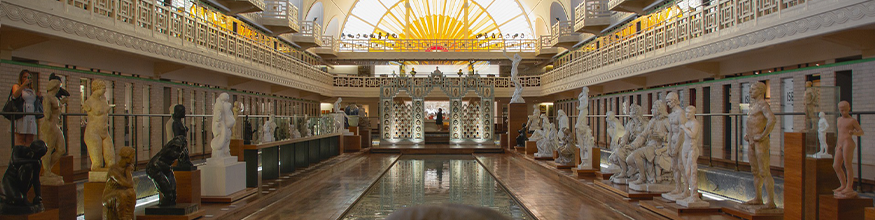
xmin=349 ymin=126 xmax=359 ymax=136
xmin=514 ymin=146 xmax=525 ymax=152
xmin=507 ymin=103 xmax=527 ymax=149
xmin=524 ymin=141 xmax=537 ymax=155
xmin=83 ymin=181 xmax=105 ymax=220
xmin=534 ymin=156 xmax=553 ymax=160
xmin=200 ymin=157 xmax=246 ymax=197
xmin=343 ymin=135 xmax=361 ymax=152
xmin=865 ymin=207 xmax=875 ymax=220
xmin=87 ymin=169 xmax=108 ymax=182
xmin=595 ymin=171 xmax=613 ymax=180
xmin=360 ymin=128 xmax=371 ymax=149
xmin=500 ymin=134 xmax=508 ymax=147
xmin=547 ymin=161 xmax=573 ymax=169
xmin=0 ymin=208 xmax=58 ymax=220
xmin=570 ymin=168 xmax=596 ymax=178
xmin=593 ymin=180 xmax=662 ymax=200
xmin=720 ymin=203 xmax=783 ymax=220
xmin=139 ymin=203 xmax=205 ymax=220
xmin=640 ymin=198 xmax=725 ymax=220
xmin=785 ymin=132 xmax=842 ymax=219
xmin=174 ymin=170 xmax=201 ymax=204
xmin=819 ymin=195 xmax=873 ymax=220
xmin=230 ymin=139 xmax=244 ymax=159
xmin=49 ymin=155 xmax=74 ymax=183
xmin=28 ymin=182 xmax=75 ymax=220
xmin=201 ymin=187 xmax=257 ymax=203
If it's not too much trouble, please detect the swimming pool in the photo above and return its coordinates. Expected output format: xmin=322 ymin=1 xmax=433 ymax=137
xmin=341 ymin=155 xmax=534 ymax=220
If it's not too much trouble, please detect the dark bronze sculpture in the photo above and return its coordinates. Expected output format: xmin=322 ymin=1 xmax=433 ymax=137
xmin=516 ymin=123 xmax=528 ymax=147
xmin=0 ymin=140 xmax=48 ymax=214
xmin=171 ymin=105 xmax=188 ymax=138
xmin=103 ymin=146 xmax=135 ymax=220
xmin=146 ymin=136 xmax=191 ymax=206
xmin=243 ymin=116 xmax=257 ymax=145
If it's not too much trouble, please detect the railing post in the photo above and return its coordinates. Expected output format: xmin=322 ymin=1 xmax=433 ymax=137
xmin=857 ymin=113 xmax=862 ymax=191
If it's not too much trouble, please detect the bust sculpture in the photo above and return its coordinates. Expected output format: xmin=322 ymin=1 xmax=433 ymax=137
xmin=0 ymin=140 xmax=47 ymax=214
xmin=103 ymin=146 xmax=135 ymax=220
xmin=610 ymin=105 xmax=645 ymax=183
xmin=525 ymin=105 xmax=541 ymax=133
xmin=262 ymin=115 xmax=276 ymax=143
xmin=516 ymin=123 xmax=528 ymax=147
xmin=803 ymin=81 xmax=819 ymax=131
xmin=833 ymin=101 xmax=864 ymax=199
xmin=740 ymin=82 xmax=778 ymax=209
xmin=503 ymin=49 xmax=525 ymax=103
xmin=146 ymin=136 xmax=191 ymax=205
xmin=626 ymin=100 xmax=673 ymax=192
xmin=664 ymin=92 xmax=688 ymax=201
xmin=210 ymin=93 xmax=235 ymax=162
xmin=82 ymin=79 xmax=116 ymax=170
xmin=39 ymin=79 xmax=66 ymax=185
xmin=815 ymin=112 xmax=832 ymax=158
xmin=677 ymin=106 xmax=708 ymax=207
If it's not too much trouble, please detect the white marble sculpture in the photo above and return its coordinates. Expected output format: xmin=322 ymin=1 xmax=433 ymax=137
xmin=739 ymin=82 xmax=778 ymax=211
xmin=677 ymin=106 xmax=709 ymax=208
xmin=626 ymin=100 xmax=673 ymax=192
xmin=530 ymin=115 xmax=553 ymax=158
xmin=814 ymin=112 xmax=832 ymax=158
xmin=526 ymin=105 xmax=541 ymax=133
xmin=503 ymin=49 xmax=525 ymax=103
xmin=605 ymin=111 xmax=626 ymax=150
xmin=290 ymin=118 xmax=302 ymax=139
xmin=262 ymin=115 xmax=276 ymax=143
xmin=610 ymin=105 xmax=646 ymax=184
xmin=664 ymin=92 xmax=688 ymax=201
xmin=82 ymin=79 xmax=116 ymax=170
xmin=302 ymin=115 xmax=312 ymax=137
xmin=39 ymin=79 xmax=66 ymax=185
xmin=209 ymin=93 xmax=236 ymax=164
xmin=556 ymin=127 xmax=577 ymax=166
xmin=575 ymin=87 xmax=594 ymax=170
xmin=557 ymin=109 xmax=570 ymax=131
xmin=334 ymin=97 xmax=343 ymax=113
xmin=622 ymin=101 xmax=629 ymax=115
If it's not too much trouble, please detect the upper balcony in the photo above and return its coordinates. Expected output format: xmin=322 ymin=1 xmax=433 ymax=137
xmin=550 ymin=21 xmax=580 ymax=49
xmin=288 ymin=21 xmax=324 ymax=49
xmin=608 ymin=0 xmax=665 ymax=14
xmin=575 ymin=0 xmax=612 ymax=34
xmin=536 ymin=35 xmax=560 ymax=57
xmin=205 ymin=0 xmax=265 ymax=14
xmin=313 ymin=36 xmax=338 ymax=58
xmin=238 ymin=0 xmax=299 ymax=35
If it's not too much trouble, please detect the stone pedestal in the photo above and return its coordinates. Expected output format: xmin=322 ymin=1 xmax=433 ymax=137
xmin=0 ymin=209 xmax=59 ymax=220
xmin=29 ymin=183 xmax=75 ymax=220
xmin=174 ymin=170 xmax=201 ymax=204
xmin=524 ymin=141 xmax=537 ymax=155
xmin=507 ymin=103 xmax=527 ymax=149
xmin=819 ymin=195 xmax=874 ymax=220
xmin=83 ymin=181 xmax=106 ymax=220
xmin=200 ymin=157 xmax=246 ymax=197
xmin=629 ymin=182 xmax=673 ymax=193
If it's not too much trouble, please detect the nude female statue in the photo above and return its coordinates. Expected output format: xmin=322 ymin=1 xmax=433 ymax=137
xmin=39 ymin=79 xmax=66 ymax=185
xmin=743 ymin=82 xmax=777 ymax=208
xmin=210 ymin=93 xmax=235 ymax=161
xmin=833 ymin=101 xmax=864 ymax=198
xmin=82 ymin=79 xmax=116 ymax=170
xmin=503 ymin=49 xmax=525 ymax=103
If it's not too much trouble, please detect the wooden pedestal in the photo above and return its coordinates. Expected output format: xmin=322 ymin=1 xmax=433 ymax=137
xmin=595 ymin=171 xmax=613 ymax=180
xmin=819 ymin=195 xmax=874 ymax=220
xmin=49 ymin=155 xmax=74 ymax=183
xmin=34 ymin=183 xmax=76 ymax=220
xmin=174 ymin=169 xmax=201 ymax=204
xmin=514 ymin=146 xmax=525 ymax=152
xmin=202 ymin=188 xmax=257 ymax=203
xmin=0 ymin=209 xmax=59 ymax=220
xmin=640 ymin=198 xmax=727 ymax=220
xmin=507 ymin=103 xmax=527 ymax=149
xmin=137 ymin=209 xmax=205 ymax=220
xmin=547 ymin=161 xmax=573 ymax=169
xmin=571 ymin=168 xmax=596 ymax=178
xmin=500 ymin=134 xmax=508 ymax=147
xmin=349 ymin=126 xmax=359 ymax=136
xmin=230 ymin=139 xmax=244 ymax=159
xmin=719 ymin=203 xmax=783 ymax=220
xmin=83 ymin=181 xmax=106 ymax=220
xmin=573 ymin=147 xmax=601 ymax=171
xmin=344 ymin=135 xmax=361 ymax=152
xmin=360 ymin=128 xmax=371 ymax=149
xmin=785 ymin=132 xmax=841 ymax=220
xmin=865 ymin=207 xmax=875 ymax=220
xmin=525 ymin=141 xmax=537 ymax=155
xmin=593 ymin=180 xmax=662 ymax=200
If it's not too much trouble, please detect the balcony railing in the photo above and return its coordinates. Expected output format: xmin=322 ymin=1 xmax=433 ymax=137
xmin=238 ymin=0 xmax=298 ymax=34
xmin=335 ymin=38 xmax=539 ymax=52
xmin=333 ymin=75 xmax=542 ymax=88
xmin=209 ymin=0 xmax=265 ymax=14
xmin=574 ymin=0 xmax=612 ymax=33
xmin=542 ymin=0 xmax=814 ymax=87
xmin=550 ymin=21 xmax=576 ymax=46
xmin=319 ymin=36 xmax=339 ymax=52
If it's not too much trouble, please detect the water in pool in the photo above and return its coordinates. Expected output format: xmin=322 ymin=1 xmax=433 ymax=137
xmin=342 ymin=155 xmax=533 ymax=220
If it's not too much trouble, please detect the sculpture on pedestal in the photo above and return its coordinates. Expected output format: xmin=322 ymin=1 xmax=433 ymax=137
xmin=525 ymin=105 xmax=541 ymax=133
xmin=210 ymin=93 xmax=235 ymax=162
xmin=576 ymin=87 xmax=594 ymax=170
xmin=39 ymin=79 xmax=66 ymax=185
xmin=165 ymin=106 xmax=176 ymax=142
xmin=171 ymin=105 xmax=188 ymax=139
xmin=605 ymin=111 xmax=626 ymax=152
xmin=82 ymin=79 xmax=116 ymax=170
xmin=815 ymin=112 xmax=832 ymax=158
xmin=262 ymin=115 xmax=276 ymax=143
xmin=357 ymin=105 xmax=371 ymax=129
xmin=557 ymin=109 xmax=570 ymax=132
xmin=664 ymin=92 xmax=688 ymax=200
xmin=503 ymin=49 xmax=525 ymax=104
xmin=804 ymin=81 xmax=819 ymax=131
xmin=231 ymin=101 xmax=243 ymax=139
xmin=333 ymin=98 xmax=348 ymax=133
xmin=0 ymin=140 xmax=47 ymax=214
xmin=833 ymin=101 xmax=864 ymax=199
xmin=740 ymin=82 xmax=778 ymax=209
xmin=531 ymin=117 xmax=554 ymax=158
xmin=677 ymin=106 xmax=708 ymax=207
xmin=103 ymin=146 xmax=135 ymax=220
xmin=301 ymin=115 xmax=312 ymax=137
xmin=609 ymin=104 xmax=645 ymax=183
xmin=146 ymin=136 xmax=191 ymax=206
xmin=555 ymin=128 xmax=576 ymax=165
xmin=515 ymin=123 xmax=527 ymax=147
xmin=626 ymin=100 xmax=672 ymax=192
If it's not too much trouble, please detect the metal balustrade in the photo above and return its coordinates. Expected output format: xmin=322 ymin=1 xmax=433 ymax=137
xmin=543 ymin=0 xmax=813 ymax=87
xmin=335 ymin=38 xmax=539 ymax=52
xmin=333 ymin=75 xmax=541 ymax=88
xmin=574 ymin=0 xmax=612 ymax=33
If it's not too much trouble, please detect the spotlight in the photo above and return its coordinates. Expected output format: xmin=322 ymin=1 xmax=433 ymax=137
xmin=370 ymin=34 xmax=375 ymax=38
xmin=355 ymin=34 xmax=360 ymax=38
xmin=513 ymin=34 xmax=519 ymax=38
xmin=348 ymin=34 xmax=354 ymax=38
xmin=520 ymin=33 xmax=525 ymax=38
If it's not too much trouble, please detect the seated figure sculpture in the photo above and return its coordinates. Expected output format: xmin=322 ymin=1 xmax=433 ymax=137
xmin=625 ymin=100 xmax=673 ymax=192
xmin=0 ymin=140 xmax=48 ymax=214
xmin=515 ymin=123 xmax=528 ymax=147
xmin=103 ymin=147 xmax=135 ymax=220
xmin=610 ymin=105 xmax=646 ymax=184
xmin=555 ymin=128 xmax=576 ymax=165
xmin=603 ymin=111 xmax=625 ymax=173
xmin=531 ymin=119 xmax=554 ymax=158
xmin=146 ymin=136 xmax=192 ymax=206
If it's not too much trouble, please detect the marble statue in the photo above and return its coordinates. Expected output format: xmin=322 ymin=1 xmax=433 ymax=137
xmin=833 ymin=101 xmax=864 ymax=199
xmin=333 ymin=98 xmax=348 ymax=133
xmin=334 ymin=98 xmax=343 ymax=113
xmin=503 ymin=49 xmax=525 ymax=103
xmin=357 ymin=105 xmax=371 ymax=129
xmin=740 ymin=82 xmax=778 ymax=209
xmin=804 ymin=81 xmax=819 ymax=131
xmin=302 ymin=115 xmax=312 ymax=137
xmin=557 ymin=109 xmax=570 ymax=131
xmin=677 ymin=106 xmax=708 ymax=208
xmin=815 ymin=112 xmax=832 ymax=158
xmin=622 ymin=101 xmax=629 ymax=115
xmin=82 ymin=79 xmax=116 ymax=170
xmin=525 ymin=105 xmax=541 ymax=133
xmin=515 ymin=123 xmax=528 ymax=147
xmin=626 ymin=100 xmax=673 ymax=192
xmin=605 ymin=111 xmax=626 ymax=151
xmin=290 ymin=120 xmax=302 ymax=139
xmin=610 ymin=105 xmax=646 ymax=183
xmin=576 ymin=87 xmax=594 ymax=170
xmin=664 ymin=92 xmax=688 ymax=201
xmin=210 ymin=93 xmax=235 ymax=163
xmin=146 ymin=136 xmax=191 ymax=205
xmin=0 ymin=140 xmax=47 ymax=214
xmin=531 ymin=117 xmax=554 ymax=158
xmin=262 ymin=115 xmax=276 ymax=143
xmin=555 ymin=128 xmax=576 ymax=165
xmin=39 ymin=79 xmax=66 ymax=185
xmin=231 ymin=101 xmax=243 ymax=139
xmin=103 ymin=146 xmax=135 ymax=220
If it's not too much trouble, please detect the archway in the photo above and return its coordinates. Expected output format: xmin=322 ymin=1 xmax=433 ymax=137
xmin=549 ymin=2 xmax=568 ymax=26
xmin=306 ymin=2 xmax=324 ymax=26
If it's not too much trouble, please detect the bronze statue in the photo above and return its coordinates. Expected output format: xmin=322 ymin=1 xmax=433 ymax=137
xmin=171 ymin=105 xmax=188 ymax=139
xmin=516 ymin=123 xmax=528 ymax=147
xmin=146 ymin=136 xmax=191 ymax=206
xmin=0 ymin=140 xmax=48 ymax=214
xmin=103 ymin=147 xmax=135 ymax=220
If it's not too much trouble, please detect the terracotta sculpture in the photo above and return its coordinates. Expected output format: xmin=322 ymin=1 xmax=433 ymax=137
xmin=677 ymin=106 xmax=708 ymax=207
xmin=741 ymin=82 xmax=778 ymax=209
xmin=503 ymin=49 xmax=525 ymax=103
xmin=803 ymin=81 xmax=819 ymax=131
xmin=609 ymin=105 xmax=645 ymax=183
xmin=146 ymin=136 xmax=191 ymax=205
xmin=231 ymin=101 xmax=244 ymax=139
xmin=525 ymin=105 xmax=541 ymax=133
xmin=103 ymin=146 xmax=135 ymax=220
xmin=833 ymin=101 xmax=864 ymax=199
xmin=815 ymin=112 xmax=832 ymax=158
xmin=39 ymin=79 xmax=66 ymax=185
xmin=82 ymin=79 xmax=116 ymax=170
xmin=0 ymin=141 xmax=47 ymax=214
xmin=664 ymin=92 xmax=688 ymax=200
xmin=210 ymin=93 xmax=235 ymax=162
xmin=262 ymin=115 xmax=276 ymax=143
xmin=626 ymin=100 xmax=673 ymax=192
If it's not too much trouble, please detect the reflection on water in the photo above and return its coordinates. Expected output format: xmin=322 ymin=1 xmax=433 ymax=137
xmin=342 ymin=155 xmax=532 ymax=220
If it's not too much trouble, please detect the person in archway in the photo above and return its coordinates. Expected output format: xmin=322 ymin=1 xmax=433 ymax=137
xmin=436 ymin=108 xmax=443 ymax=131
